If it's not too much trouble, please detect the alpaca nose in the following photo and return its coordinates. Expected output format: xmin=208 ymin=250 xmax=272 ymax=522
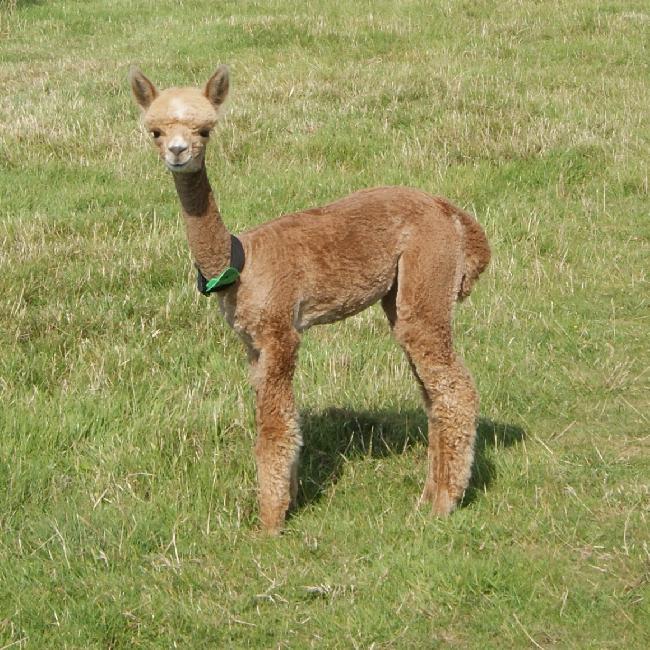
xmin=168 ymin=142 xmax=188 ymax=156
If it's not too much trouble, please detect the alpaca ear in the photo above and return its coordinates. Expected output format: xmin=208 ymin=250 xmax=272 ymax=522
xmin=204 ymin=65 xmax=229 ymax=108
xmin=128 ymin=67 xmax=158 ymax=111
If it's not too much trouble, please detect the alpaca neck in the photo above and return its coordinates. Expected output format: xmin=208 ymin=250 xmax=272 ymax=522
xmin=173 ymin=166 xmax=231 ymax=279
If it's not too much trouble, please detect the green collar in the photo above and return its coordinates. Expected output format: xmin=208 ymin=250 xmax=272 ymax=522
xmin=196 ymin=235 xmax=245 ymax=295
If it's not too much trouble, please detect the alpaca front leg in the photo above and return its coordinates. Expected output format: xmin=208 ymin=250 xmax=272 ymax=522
xmin=251 ymin=334 xmax=301 ymax=534
xmin=255 ymin=419 xmax=302 ymax=534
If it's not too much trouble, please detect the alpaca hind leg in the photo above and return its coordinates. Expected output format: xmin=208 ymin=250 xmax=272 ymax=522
xmin=382 ymin=285 xmax=431 ymax=412
xmin=250 ymin=330 xmax=302 ymax=534
xmin=414 ymin=356 xmax=478 ymax=514
xmin=388 ymin=244 xmax=479 ymax=515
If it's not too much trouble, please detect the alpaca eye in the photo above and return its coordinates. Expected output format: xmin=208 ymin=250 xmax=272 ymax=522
xmin=151 ymin=130 xmax=161 ymax=139
xmin=199 ymin=129 xmax=211 ymax=138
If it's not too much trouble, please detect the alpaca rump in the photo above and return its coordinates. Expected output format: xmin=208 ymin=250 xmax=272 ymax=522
xmin=129 ymin=65 xmax=491 ymax=534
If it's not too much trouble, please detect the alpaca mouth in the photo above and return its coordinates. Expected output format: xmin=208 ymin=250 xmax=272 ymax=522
xmin=166 ymin=159 xmax=193 ymax=172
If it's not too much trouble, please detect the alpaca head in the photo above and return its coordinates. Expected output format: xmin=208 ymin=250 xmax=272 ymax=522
xmin=129 ymin=66 xmax=229 ymax=174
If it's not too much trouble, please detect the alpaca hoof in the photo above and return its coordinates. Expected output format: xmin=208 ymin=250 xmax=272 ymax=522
xmin=418 ymin=484 xmax=456 ymax=516
xmin=260 ymin=515 xmax=284 ymax=535
xmin=260 ymin=503 xmax=288 ymax=535
xmin=433 ymin=489 xmax=457 ymax=517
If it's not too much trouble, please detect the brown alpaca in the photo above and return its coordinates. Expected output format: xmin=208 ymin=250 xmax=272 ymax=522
xmin=129 ymin=66 xmax=491 ymax=534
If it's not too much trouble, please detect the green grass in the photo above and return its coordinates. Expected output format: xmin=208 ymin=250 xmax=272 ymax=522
xmin=1 ymin=0 xmax=648 ymax=647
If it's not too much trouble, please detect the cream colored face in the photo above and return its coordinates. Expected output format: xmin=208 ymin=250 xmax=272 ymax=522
xmin=142 ymin=87 xmax=218 ymax=173
xmin=129 ymin=66 xmax=229 ymax=174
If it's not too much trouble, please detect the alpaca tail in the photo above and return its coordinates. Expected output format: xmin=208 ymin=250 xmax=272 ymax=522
xmin=432 ymin=196 xmax=491 ymax=300
xmin=455 ymin=207 xmax=491 ymax=301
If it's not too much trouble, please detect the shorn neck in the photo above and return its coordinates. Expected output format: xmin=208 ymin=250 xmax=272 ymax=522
xmin=172 ymin=166 xmax=232 ymax=280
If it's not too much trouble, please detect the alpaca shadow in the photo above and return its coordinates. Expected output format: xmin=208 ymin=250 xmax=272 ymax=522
xmin=296 ymin=407 xmax=525 ymax=510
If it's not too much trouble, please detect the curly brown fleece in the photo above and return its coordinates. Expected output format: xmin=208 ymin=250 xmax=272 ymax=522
xmin=129 ymin=66 xmax=491 ymax=534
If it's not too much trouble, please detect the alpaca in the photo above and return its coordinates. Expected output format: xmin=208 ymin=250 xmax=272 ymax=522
xmin=129 ymin=65 xmax=491 ymax=534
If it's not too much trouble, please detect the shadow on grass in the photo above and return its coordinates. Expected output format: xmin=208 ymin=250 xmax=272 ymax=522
xmin=295 ymin=407 xmax=525 ymax=511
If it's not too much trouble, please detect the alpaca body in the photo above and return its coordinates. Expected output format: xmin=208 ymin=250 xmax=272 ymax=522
xmin=224 ymin=186 xmax=482 ymax=334
xmin=130 ymin=66 xmax=491 ymax=534
xmin=229 ymin=187 xmax=420 ymax=332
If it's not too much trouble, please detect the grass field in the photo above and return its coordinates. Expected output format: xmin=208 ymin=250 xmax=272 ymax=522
xmin=1 ymin=0 xmax=649 ymax=647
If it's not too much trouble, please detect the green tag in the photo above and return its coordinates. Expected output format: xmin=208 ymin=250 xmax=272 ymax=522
xmin=205 ymin=267 xmax=240 ymax=292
